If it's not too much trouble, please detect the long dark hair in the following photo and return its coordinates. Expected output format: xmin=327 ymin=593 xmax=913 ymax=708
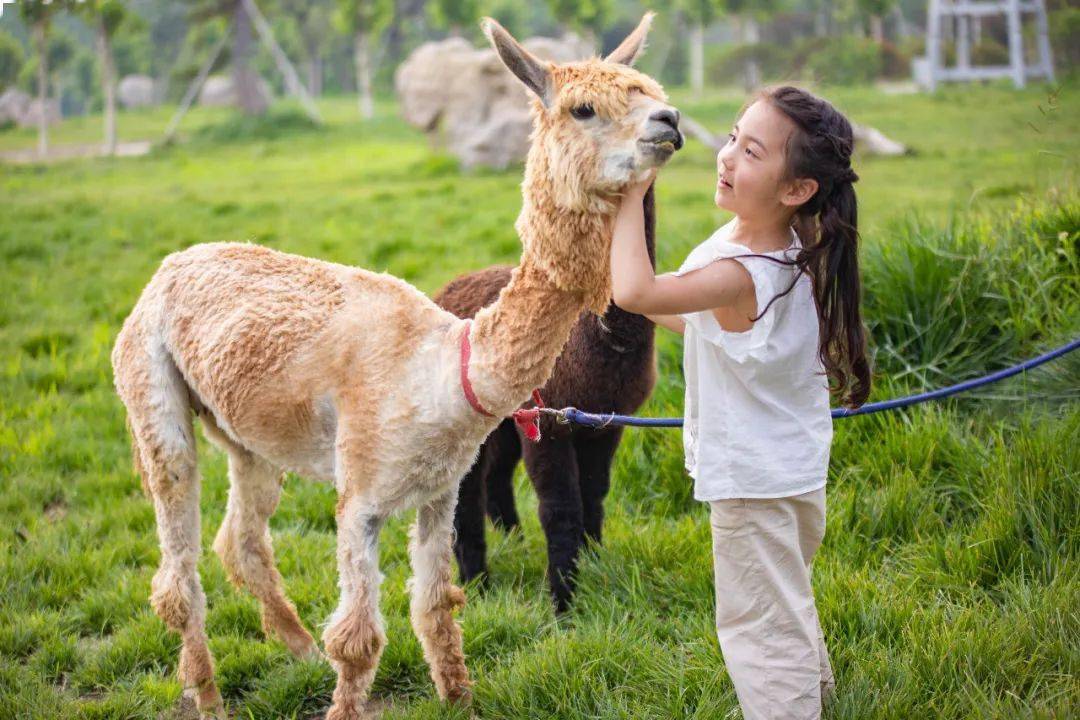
xmin=746 ymin=86 xmax=871 ymax=408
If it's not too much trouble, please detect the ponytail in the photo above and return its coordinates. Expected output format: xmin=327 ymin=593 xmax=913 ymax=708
xmin=810 ymin=175 xmax=870 ymax=407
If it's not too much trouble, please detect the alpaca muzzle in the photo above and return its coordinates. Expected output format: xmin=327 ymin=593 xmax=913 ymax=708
xmin=640 ymin=108 xmax=684 ymax=156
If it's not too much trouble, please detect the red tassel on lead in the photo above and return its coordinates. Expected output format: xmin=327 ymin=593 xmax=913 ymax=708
xmin=512 ymin=389 xmax=545 ymax=442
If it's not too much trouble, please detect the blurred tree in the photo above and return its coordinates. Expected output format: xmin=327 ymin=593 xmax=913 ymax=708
xmin=74 ymin=1 xmax=138 ymax=155
xmin=726 ymin=0 xmax=782 ymax=89
xmin=431 ymin=0 xmax=478 ymax=37
xmin=679 ymin=0 xmax=724 ymax=96
xmin=0 ymin=30 xmax=24 ymax=91
xmin=20 ymin=0 xmax=68 ymax=155
xmin=857 ymin=0 xmax=895 ymax=41
xmin=546 ymin=0 xmax=612 ymax=47
xmin=280 ymin=0 xmax=332 ymax=95
xmin=189 ymin=0 xmax=268 ymax=114
xmin=336 ymin=0 xmax=392 ymax=119
xmin=142 ymin=2 xmax=189 ymax=87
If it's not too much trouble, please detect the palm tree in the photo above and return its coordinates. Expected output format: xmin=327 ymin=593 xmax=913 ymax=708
xmin=681 ymin=0 xmax=723 ymax=97
xmin=336 ymin=0 xmax=391 ymax=120
xmin=75 ymin=0 xmax=133 ymax=155
xmin=19 ymin=0 xmax=65 ymax=157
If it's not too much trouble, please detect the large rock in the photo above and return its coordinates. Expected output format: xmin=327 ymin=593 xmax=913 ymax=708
xmin=395 ymin=34 xmax=594 ymax=169
xmin=21 ymin=98 xmax=60 ymax=127
xmin=0 ymin=88 xmax=30 ymax=126
xmin=198 ymin=74 xmax=273 ymax=108
xmin=118 ymin=74 xmax=157 ymax=108
xmin=0 ymin=89 xmax=60 ymax=128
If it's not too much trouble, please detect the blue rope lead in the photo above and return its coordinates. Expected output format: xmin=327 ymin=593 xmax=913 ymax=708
xmin=552 ymin=336 xmax=1080 ymax=428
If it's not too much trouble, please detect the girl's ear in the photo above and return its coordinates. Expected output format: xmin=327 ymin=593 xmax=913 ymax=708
xmin=781 ymin=177 xmax=818 ymax=208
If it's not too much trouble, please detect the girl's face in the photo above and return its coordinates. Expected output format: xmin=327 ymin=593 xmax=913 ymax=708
xmin=715 ymin=99 xmax=803 ymax=217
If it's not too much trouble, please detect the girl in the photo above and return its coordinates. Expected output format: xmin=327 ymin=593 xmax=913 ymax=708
xmin=610 ymin=86 xmax=870 ymax=719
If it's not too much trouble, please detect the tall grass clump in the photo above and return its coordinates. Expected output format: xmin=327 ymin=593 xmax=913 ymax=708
xmin=862 ymin=199 xmax=1079 ymax=389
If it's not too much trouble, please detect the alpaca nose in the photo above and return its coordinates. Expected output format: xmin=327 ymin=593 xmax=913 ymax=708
xmin=645 ymin=108 xmax=684 ymax=151
xmin=650 ymin=108 xmax=681 ymax=131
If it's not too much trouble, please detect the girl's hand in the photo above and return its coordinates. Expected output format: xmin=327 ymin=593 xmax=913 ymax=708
xmin=624 ymin=169 xmax=657 ymax=202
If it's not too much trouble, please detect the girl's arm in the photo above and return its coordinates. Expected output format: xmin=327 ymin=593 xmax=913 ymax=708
xmin=646 ymin=313 xmax=686 ymax=334
xmin=611 ymin=177 xmax=755 ymax=317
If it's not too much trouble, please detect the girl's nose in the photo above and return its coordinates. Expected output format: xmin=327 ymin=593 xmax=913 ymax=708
xmin=717 ymin=146 xmax=733 ymax=170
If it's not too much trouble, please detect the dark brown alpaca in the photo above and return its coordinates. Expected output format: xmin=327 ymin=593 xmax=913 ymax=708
xmin=434 ymin=186 xmax=657 ymax=612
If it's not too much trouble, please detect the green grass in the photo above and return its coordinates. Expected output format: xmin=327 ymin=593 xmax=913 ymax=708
xmin=1 ymin=83 xmax=1078 ymax=719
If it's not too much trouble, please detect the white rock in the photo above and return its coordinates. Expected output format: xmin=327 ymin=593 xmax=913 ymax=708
xmin=395 ymin=34 xmax=594 ymax=169
xmin=198 ymin=74 xmax=272 ymax=108
xmin=118 ymin=75 xmax=157 ymax=108
xmin=0 ymin=88 xmax=31 ymax=125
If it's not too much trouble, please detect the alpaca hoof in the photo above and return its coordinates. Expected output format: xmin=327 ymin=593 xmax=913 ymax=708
xmin=446 ymin=684 xmax=472 ymax=706
xmin=178 ymin=686 xmax=226 ymax=720
xmin=325 ymin=702 xmax=369 ymax=720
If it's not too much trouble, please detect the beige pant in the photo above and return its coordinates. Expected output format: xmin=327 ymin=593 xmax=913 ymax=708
xmin=710 ymin=488 xmax=834 ymax=720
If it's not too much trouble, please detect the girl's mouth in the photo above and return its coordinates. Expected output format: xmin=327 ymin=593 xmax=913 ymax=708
xmin=718 ymin=176 xmax=733 ymax=190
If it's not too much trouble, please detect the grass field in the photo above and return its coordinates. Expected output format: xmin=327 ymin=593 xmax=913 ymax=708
xmin=1 ymin=83 xmax=1078 ymax=719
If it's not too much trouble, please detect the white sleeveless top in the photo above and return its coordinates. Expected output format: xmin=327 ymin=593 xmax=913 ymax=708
xmin=676 ymin=219 xmax=832 ymax=501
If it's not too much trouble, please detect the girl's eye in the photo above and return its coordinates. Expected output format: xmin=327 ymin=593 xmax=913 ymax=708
xmin=745 ymin=147 xmax=756 ymax=158
xmin=570 ymin=104 xmax=596 ymax=120
xmin=726 ymin=133 xmax=736 ymax=144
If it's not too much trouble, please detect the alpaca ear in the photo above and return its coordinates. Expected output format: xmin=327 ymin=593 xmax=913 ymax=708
xmin=605 ymin=12 xmax=654 ymax=66
xmin=481 ymin=17 xmax=553 ymax=107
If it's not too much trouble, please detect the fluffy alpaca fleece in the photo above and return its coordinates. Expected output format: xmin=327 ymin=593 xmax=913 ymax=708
xmin=111 ymin=14 xmax=680 ymax=720
xmin=435 ymin=185 xmax=658 ymax=612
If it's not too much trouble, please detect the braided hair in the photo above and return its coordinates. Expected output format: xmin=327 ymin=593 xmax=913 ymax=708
xmin=747 ymin=86 xmax=871 ymax=408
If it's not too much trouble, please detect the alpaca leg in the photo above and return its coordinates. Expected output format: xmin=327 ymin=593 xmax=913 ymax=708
xmin=523 ymin=436 xmax=584 ymax=613
xmin=409 ymin=488 xmax=472 ymax=703
xmin=484 ymin=420 xmax=521 ymax=530
xmin=212 ymin=446 xmax=317 ymax=657
xmin=323 ymin=495 xmax=386 ymax=720
xmin=131 ymin=427 xmax=223 ymax=717
xmin=453 ymin=458 xmax=489 ymax=586
xmin=574 ymin=428 xmax=623 ymax=544
xmin=116 ymin=337 xmax=224 ymax=718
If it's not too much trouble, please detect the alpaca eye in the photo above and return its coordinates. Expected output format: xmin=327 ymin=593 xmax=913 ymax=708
xmin=570 ymin=104 xmax=596 ymax=120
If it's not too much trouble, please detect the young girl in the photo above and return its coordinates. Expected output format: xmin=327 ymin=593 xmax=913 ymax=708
xmin=610 ymin=86 xmax=870 ymax=719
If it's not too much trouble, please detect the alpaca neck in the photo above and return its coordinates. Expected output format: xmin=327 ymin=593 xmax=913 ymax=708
xmin=467 ymin=170 xmax=617 ymax=414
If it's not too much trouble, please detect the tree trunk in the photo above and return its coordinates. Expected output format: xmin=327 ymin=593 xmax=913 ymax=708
xmin=814 ymin=3 xmax=828 ymax=37
xmin=739 ymin=16 xmax=761 ymax=92
xmin=233 ymin=0 xmax=267 ymax=115
xmin=304 ymin=36 xmax=322 ymax=96
xmin=97 ymin=19 xmax=117 ymax=156
xmin=870 ymin=14 xmax=884 ymax=43
xmin=689 ymin=22 xmax=705 ymax=97
xmin=354 ymin=30 xmax=373 ymax=120
xmin=34 ymin=21 xmax=48 ymax=157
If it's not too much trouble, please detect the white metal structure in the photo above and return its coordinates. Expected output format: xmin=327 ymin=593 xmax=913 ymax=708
xmin=922 ymin=0 xmax=1055 ymax=90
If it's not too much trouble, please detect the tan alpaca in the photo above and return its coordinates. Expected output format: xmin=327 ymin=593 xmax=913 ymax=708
xmin=111 ymin=15 xmax=681 ymax=720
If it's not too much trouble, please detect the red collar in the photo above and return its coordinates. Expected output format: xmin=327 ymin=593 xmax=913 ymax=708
xmin=459 ymin=320 xmax=495 ymax=418
xmin=459 ymin=320 xmax=545 ymax=442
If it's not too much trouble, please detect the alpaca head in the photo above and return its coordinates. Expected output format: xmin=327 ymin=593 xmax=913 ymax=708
xmin=482 ymin=13 xmax=681 ymax=313
xmin=482 ymin=13 xmax=682 ymax=213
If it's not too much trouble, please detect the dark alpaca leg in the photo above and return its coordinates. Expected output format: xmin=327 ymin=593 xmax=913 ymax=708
xmin=575 ymin=428 xmax=623 ymax=544
xmin=522 ymin=435 xmax=583 ymax=613
xmin=484 ymin=420 xmax=522 ymax=531
xmin=453 ymin=456 xmax=489 ymax=587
